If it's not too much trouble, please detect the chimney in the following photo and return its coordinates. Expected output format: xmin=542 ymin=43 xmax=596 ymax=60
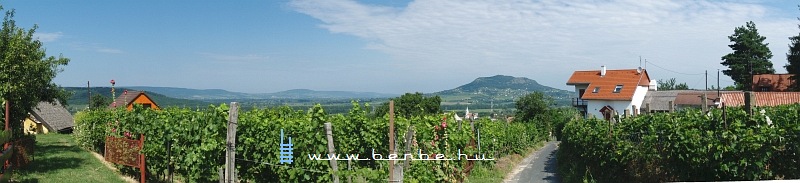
xmin=601 ymin=65 xmax=606 ymax=77
xmin=637 ymin=67 xmax=642 ymax=74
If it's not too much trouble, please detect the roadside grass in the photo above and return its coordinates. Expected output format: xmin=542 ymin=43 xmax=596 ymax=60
xmin=466 ymin=141 xmax=546 ymax=183
xmin=12 ymin=133 xmax=130 ymax=183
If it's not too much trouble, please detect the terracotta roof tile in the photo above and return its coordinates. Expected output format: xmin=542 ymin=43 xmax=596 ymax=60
xmin=567 ymin=69 xmax=650 ymax=100
xmin=721 ymin=92 xmax=800 ymax=107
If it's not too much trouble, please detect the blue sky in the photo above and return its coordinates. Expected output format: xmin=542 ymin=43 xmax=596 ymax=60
xmin=5 ymin=0 xmax=800 ymax=94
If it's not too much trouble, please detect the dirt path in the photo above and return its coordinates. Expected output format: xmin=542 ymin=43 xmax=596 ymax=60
xmin=503 ymin=141 xmax=560 ymax=183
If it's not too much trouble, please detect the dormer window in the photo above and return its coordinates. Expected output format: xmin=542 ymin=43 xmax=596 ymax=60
xmin=592 ymin=87 xmax=600 ymax=93
xmin=613 ymin=85 xmax=623 ymax=93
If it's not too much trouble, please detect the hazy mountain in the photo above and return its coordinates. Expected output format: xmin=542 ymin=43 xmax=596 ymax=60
xmin=126 ymin=86 xmax=252 ymax=100
xmin=435 ymin=75 xmax=575 ymax=107
xmin=125 ymin=86 xmax=397 ymax=100
xmin=63 ymin=87 xmax=211 ymax=108
xmin=263 ymin=89 xmax=397 ymax=99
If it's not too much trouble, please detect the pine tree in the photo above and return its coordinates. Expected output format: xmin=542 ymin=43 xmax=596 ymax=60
xmin=721 ymin=21 xmax=775 ymax=90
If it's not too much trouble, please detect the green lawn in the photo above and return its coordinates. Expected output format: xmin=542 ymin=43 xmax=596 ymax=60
xmin=12 ymin=133 xmax=130 ymax=183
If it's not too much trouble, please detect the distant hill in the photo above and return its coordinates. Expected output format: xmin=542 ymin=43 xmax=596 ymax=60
xmin=63 ymin=87 xmax=211 ymax=109
xmin=434 ymin=75 xmax=575 ymax=109
xmin=126 ymin=86 xmax=397 ymax=100
xmin=264 ymin=89 xmax=397 ymax=99
xmin=126 ymin=86 xmax=252 ymax=100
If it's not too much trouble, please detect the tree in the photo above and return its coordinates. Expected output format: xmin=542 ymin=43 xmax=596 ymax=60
xmin=721 ymin=21 xmax=775 ymax=90
xmin=375 ymin=92 xmax=441 ymax=118
xmin=89 ymin=94 xmax=110 ymax=109
xmin=657 ymin=78 xmax=690 ymax=90
xmin=514 ymin=92 xmax=553 ymax=123
xmin=786 ymin=7 xmax=800 ymax=91
xmin=0 ymin=8 xmax=70 ymax=137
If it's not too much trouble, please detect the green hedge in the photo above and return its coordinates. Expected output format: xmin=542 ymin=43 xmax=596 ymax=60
xmin=558 ymin=105 xmax=800 ymax=183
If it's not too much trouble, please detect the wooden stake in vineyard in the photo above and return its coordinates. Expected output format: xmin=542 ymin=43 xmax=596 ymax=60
xmin=388 ymin=100 xmax=396 ymax=182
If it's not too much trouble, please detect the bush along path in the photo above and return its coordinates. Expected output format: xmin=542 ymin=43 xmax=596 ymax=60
xmin=504 ymin=141 xmax=560 ymax=183
xmin=559 ymin=105 xmax=800 ymax=183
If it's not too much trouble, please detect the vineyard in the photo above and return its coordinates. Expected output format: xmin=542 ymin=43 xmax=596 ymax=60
xmin=74 ymin=102 xmax=552 ymax=182
xmin=558 ymin=104 xmax=800 ymax=183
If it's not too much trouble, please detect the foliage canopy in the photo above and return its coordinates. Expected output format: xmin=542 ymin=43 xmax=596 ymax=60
xmin=721 ymin=21 xmax=774 ymax=90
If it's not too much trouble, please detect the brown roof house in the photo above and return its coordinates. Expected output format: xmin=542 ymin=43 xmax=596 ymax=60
xmin=24 ymin=101 xmax=74 ymax=134
xmin=108 ymin=91 xmax=160 ymax=110
xmin=567 ymin=66 xmax=654 ymax=119
xmin=753 ymin=74 xmax=794 ymax=92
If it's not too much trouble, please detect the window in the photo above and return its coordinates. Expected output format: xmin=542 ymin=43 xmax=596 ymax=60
xmin=592 ymin=87 xmax=599 ymax=93
xmin=143 ymin=104 xmax=152 ymax=108
xmin=760 ymin=87 xmax=770 ymax=92
xmin=613 ymin=85 xmax=623 ymax=93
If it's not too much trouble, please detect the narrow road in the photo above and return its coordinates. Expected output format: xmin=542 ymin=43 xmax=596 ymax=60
xmin=504 ymin=141 xmax=560 ymax=183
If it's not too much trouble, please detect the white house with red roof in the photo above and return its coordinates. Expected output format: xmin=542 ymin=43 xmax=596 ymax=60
xmin=566 ymin=66 xmax=656 ymax=119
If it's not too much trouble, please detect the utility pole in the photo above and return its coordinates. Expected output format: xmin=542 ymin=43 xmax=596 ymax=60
xmin=717 ymin=69 xmax=722 ymax=96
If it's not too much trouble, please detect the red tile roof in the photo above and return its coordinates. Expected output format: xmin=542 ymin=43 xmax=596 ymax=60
xmin=566 ymin=69 xmax=650 ymax=100
xmin=752 ymin=74 xmax=794 ymax=92
xmin=721 ymin=92 xmax=800 ymax=107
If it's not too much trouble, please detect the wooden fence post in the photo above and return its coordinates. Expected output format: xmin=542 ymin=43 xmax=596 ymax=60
xmin=225 ymin=102 xmax=239 ymax=183
xmin=668 ymin=101 xmax=675 ymax=112
xmin=324 ymin=122 xmax=340 ymax=183
xmin=388 ymin=101 xmax=396 ymax=182
xmin=140 ymin=134 xmax=146 ymax=183
xmin=403 ymin=127 xmax=415 ymax=171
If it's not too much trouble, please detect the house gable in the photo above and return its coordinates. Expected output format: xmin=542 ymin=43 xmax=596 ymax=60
xmin=109 ymin=91 xmax=160 ymax=110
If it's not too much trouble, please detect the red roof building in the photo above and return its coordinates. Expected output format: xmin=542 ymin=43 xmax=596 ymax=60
xmin=752 ymin=74 xmax=794 ymax=92
xmin=567 ymin=66 xmax=654 ymax=119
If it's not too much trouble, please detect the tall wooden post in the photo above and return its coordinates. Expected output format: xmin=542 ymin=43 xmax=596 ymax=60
xmin=225 ymin=102 xmax=239 ymax=183
xmin=140 ymin=134 xmax=146 ymax=183
xmin=388 ymin=100 xmax=395 ymax=182
xmin=668 ymin=101 xmax=675 ymax=112
xmin=744 ymin=91 xmax=754 ymax=116
xmin=701 ymin=93 xmax=709 ymax=113
xmin=324 ymin=123 xmax=340 ymax=183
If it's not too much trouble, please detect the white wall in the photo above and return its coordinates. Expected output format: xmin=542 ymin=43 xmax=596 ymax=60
xmin=584 ymin=85 xmax=648 ymax=118
xmin=630 ymin=85 xmax=648 ymax=113
xmin=586 ymin=100 xmax=632 ymax=119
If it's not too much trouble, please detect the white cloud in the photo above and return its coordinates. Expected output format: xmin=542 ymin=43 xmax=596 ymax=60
xmin=290 ymin=0 xmax=797 ymax=90
xmin=198 ymin=52 xmax=269 ymax=62
xmin=34 ymin=32 xmax=63 ymax=42
xmin=69 ymin=42 xmax=124 ymax=54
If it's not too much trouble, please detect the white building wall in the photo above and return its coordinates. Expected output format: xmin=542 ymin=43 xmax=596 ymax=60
xmin=630 ymin=85 xmax=649 ymax=113
xmin=586 ymin=100 xmax=632 ymax=119
xmin=584 ymin=85 xmax=648 ymax=118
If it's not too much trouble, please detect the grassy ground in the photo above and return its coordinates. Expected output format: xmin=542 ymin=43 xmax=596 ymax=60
xmin=466 ymin=141 xmax=546 ymax=182
xmin=12 ymin=133 xmax=130 ymax=183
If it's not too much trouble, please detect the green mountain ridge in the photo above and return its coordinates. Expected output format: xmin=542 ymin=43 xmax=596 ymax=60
xmin=125 ymin=86 xmax=397 ymax=100
xmin=434 ymin=75 xmax=575 ymax=110
xmin=63 ymin=87 xmax=211 ymax=110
